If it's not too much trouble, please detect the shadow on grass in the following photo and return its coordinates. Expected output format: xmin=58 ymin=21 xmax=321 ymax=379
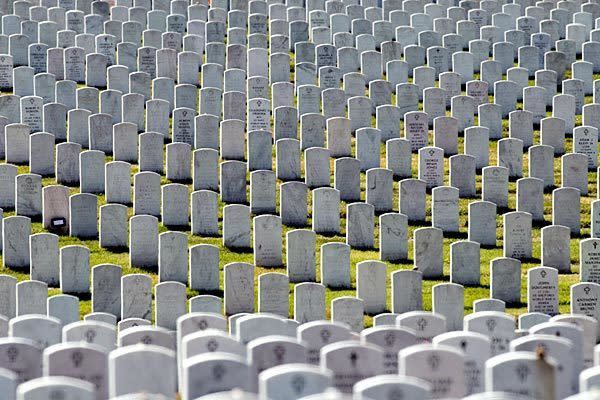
xmin=164 ymin=224 xmax=192 ymax=232
xmin=496 ymin=206 xmax=514 ymax=214
xmin=543 ymin=185 xmax=557 ymax=194
xmin=532 ymin=219 xmax=550 ymax=228
xmin=570 ymin=231 xmax=588 ymax=240
xmin=317 ymin=231 xmax=344 ymax=238
xmin=460 ymin=282 xmax=489 ymax=289
xmin=193 ymin=289 xmax=224 ymax=298
xmin=557 ymin=269 xmax=579 ymax=276
xmin=63 ymin=292 xmax=92 ymax=301
xmin=225 ymin=247 xmax=253 ymax=254
xmin=520 ymin=257 xmax=542 ymax=264
xmin=504 ymin=301 xmax=527 ymax=308
xmin=408 ymin=220 xmax=435 ymax=228
xmin=104 ymin=246 xmax=129 ymax=254
xmin=444 ymin=231 xmax=468 ymax=240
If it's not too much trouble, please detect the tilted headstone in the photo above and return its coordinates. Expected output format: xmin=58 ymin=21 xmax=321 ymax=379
xmin=399 ymin=179 xmax=426 ymax=223
xmin=121 ymin=274 xmax=152 ymax=321
xmin=16 ymin=280 xmax=47 ymax=316
xmin=413 ymin=227 xmax=443 ymax=279
xmin=450 ymin=240 xmax=481 ymax=285
xmin=346 ymin=202 xmax=374 ymax=249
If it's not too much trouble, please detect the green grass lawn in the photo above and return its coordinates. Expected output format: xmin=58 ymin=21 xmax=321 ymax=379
xmin=0 ymin=70 xmax=597 ymax=327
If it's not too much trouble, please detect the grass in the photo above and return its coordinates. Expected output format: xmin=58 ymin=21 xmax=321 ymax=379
xmin=0 ymin=65 xmax=597 ymax=329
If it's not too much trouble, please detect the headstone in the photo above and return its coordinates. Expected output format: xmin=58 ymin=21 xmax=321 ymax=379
xmin=433 ymin=331 xmax=490 ymax=396
xmin=485 ymin=351 xmax=557 ymax=398
xmin=503 ymin=211 xmax=532 ymax=260
xmin=69 ymin=193 xmax=98 ymax=239
xmin=527 ymin=266 xmax=559 ymax=316
xmin=224 ymin=263 xmax=255 ymax=315
xmin=293 ymin=283 xmax=325 ymax=324
xmin=418 ymin=146 xmax=444 ymax=189
xmin=450 ymin=241 xmax=481 ymax=285
xmin=223 ymin=205 xmax=251 ymax=249
xmin=346 ymin=202 xmax=374 ymax=249
xmin=108 ymin=345 xmax=176 ymax=398
xmin=432 ymin=186 xmax=459 ymax=233
xmin=286 ymin=230 xmax=316 ymax=283
xmin=490 ymin=258 xmax=522 ymax=305
xmin=253 ymin=215 xmax=283 ymax=267
xmin=3 ymin=216 xmax=31 ymax=269
xmin=16 ymin=280 xmax=47 ymax=316
xmin=398 ymin=344 xmax=466 ymax=398
xmin=552 ymin=187 xmax=581 ymax=235
xmin=258 ymin=273 xmax=290 ymax=317
xmin=91 ymin=264 xmax=121 ymax=319
xmin=321 ymin=341 xmax=383 ymax=392
xmin=413 ymin=227 xmax=443 ymax=279
xmin=29 ymin=233 xmax=59 ymax=286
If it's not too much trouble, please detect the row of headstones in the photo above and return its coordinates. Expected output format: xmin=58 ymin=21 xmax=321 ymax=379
xmin=2 ymin=21 xmax=600 ymax=90
xmin=0 ymin=104 xmax=598 ymax=226
xmin=3 ymin=0 xmax=600 ymax=96
xmin=2 ymin=19 xmax=600 ymax=100
xmin=173 ymin=387 xmax=600 ymax=400
xmin=1 ymin=78 xmax=599 ymax=163
xmin=1 ymin=173 xmax=599 ymax=273
xmin=4 ymin=358 xmax=600 ymax=400
xmin=2 ymin=101 xmax=600 ymax=212
xmin=4 ymin=0 xmax=595 ymax=17
xmin=2 ymin=71 xmax=600 ymax=144
xmin=1 ymin=85 xmax=598 ymax=154
xmin=3 ymin=0 xmax=600 ymax=87
xmin=4 ymin=0 xmax=207 ymax=16
xmin=0 ymin=138 xmax=593 ymax=200
xmin=2 ymin=0 xmax=600 ymax=80
xmin=10 ymin=0 xmax=597 ymax=35
xmin=5 ymin=0 xmax=600 ymax=59
xmin=1 ymin=118 xmax=596 ymax=188
xmin=2 ymin=39 xmax=599 ymax=126
xmin=5 ymin=0 xmax=598 ymax=48
xmin=0 ymin=44 xmax=598 ymax=121
xmin=2 ymin=117 xmax=599 ymax=205
xmin=0 ymin=186 xmax=596 ymax=270
xmin=0 ymin=309 xmax=599 ymax=399
xmin=0 ymin=93 xmax=599 ymax=181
